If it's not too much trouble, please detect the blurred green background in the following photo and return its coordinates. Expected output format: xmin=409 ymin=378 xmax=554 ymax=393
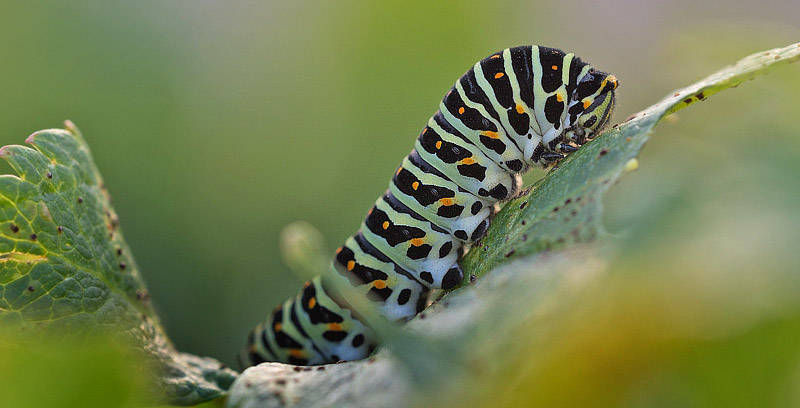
xmin=1 ymin=0 xmax=798 ymax=376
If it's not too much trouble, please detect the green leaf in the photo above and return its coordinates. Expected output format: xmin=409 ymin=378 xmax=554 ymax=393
xmin=0 ymin=122 xmax=236 ymax=405
xmin=459 ymin=41 xmax=800 ymax=283
xmin=228 ymin=42 xmax=800 ymax=408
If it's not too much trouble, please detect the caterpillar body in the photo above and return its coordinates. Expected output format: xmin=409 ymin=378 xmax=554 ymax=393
xmin=240 ymin=45 xmax=617 ymax=367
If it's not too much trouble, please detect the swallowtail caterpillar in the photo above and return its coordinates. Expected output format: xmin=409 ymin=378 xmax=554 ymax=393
xmin=241 ymin=45 xmax=617 ymax=366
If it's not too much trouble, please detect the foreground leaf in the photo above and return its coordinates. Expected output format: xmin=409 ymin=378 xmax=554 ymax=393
xmin=0 ymin=122 xmax=236 ymax=405
xmin=230 ymin=249 xmax=603 ymax=408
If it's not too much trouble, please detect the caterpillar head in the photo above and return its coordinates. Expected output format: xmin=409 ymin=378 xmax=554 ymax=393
xmin=565 ymin=70 xmax=618 ymax=145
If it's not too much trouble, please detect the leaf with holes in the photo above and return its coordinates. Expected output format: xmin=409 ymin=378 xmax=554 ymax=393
xmin=0 ymin=122 xmax=236 ymax=405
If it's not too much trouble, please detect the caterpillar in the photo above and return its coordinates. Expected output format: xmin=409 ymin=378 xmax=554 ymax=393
xmin=240 ymin=45 xmax=617 ymax=367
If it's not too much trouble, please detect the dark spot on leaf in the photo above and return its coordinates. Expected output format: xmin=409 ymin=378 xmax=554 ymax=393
xmin=521 ymin=220 xmax=526 ymax=226
xmin=116 ymin=248 xmax=123 ymax=256
xmin=119 ymin=262 xmax=127 ymax=270
xmin=683 ymin=98 xmax=693 ymax=104
xmin=27 ymin=286 xmax=35 ymax=292
xmin=29 ymin=233 xmax=37 ymax=241
xmin=696 ymin=92 xmax=705 ymax=100
xmin=10 ymin=224 xmax=19 ymax=233
xmin=57 ymin=226 xmax=63 ymax=233
xmin=469 ymin=274 xmax=477 ymax=283
xmin=293 ymin=367 xmax=302 ymax=372
xmin=565 ymin=198 xmax=572 ymax=205
xmin=553 ymin=206 xmax=560 ymax=212
xmin=317 ymin=366 xmax=326 ymax=371
xmin=522 ymin=234 xmax=527 ymax=241
xmin=598 ymin=149 xmax=608 ymax=157
xmin=571 ymin=210 xmax=578 ymax=216
xmin=519 ymin=201 xmax=528 ymax=209
xmin=272 ymin=391 xmax=286 ymax=404
xmin=419 ymin=313 xmax=426 ymax=319
xmin=505 ymin=250 xmax=516 ymax=258
xmin=46 ymin=172 xmax=52 ymax=179
xmin=77 ymin=197 xmax=83 ymax=204
xmin=275 ymin=379 xmax=286 ymax=386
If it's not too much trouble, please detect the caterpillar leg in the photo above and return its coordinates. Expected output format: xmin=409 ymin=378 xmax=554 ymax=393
xmin=559 ymin=143 xmax=578 ymax=153
xmin=541 ymin=152 xmax=565 ymax=163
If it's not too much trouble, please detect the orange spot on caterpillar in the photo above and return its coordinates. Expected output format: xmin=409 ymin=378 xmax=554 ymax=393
xmin=435 ymin=141 xmax=442 ymax=149
xmin=347 ymin=260 xmax=355 ymax=271
xmin=327 ymin=322 xmax=342 ymax=331
xmin=490 ymin=54 xmax=501 ymax=59
xmin=274 ymin=322 xmax=282 ymax=332
xmin=308 ymin=297 xmax=316 ymax=309
xmin=410 ymin=238 xmax=424 ymax=246
xmin=481 ymin=131 xmax=500 ymax=139
xmin=396 ymin=167 xmax=402 ymax=175
xmin=458 ymin=107 xmax=465 ymax=115
xmin=373 ymin=280 xmax=386 ymax=289
xmin=494 ymin=72 xmax=504 ymax=79
xmin=556 ymin=93 xmax=564 ymax=103
xmin=551 ymin=65 xmax=558 ymax=70
xmin=515 ymin=104 xmax=525 ymax=114
xmin=412 ymin=181 xmax=419 ymax=190
xmin=461 ymin=157 xmax=475 ymax=165
xmin=288 ymin=349 xmax=305 ymax=358
xmin=583 ymin=100 xmax=591 ymax=109
xmin=440 ymin=198 xmax=454 ymax=206
xmin=382 ymin=221 xmax=389 ymax=230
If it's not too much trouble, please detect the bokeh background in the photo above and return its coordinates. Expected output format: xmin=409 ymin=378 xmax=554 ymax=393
xmin=1 ymin=0 xmax=798 ymax=376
